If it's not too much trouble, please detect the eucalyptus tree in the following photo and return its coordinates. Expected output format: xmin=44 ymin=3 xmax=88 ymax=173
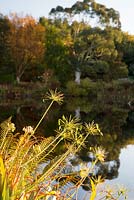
xmin=73 ymin=27 xmax=114 ymax=79
xmin=49 ymin=0 xmax=122 ymax=83
xmin=68 ymin=24 xmax=127 ymax=81
xmin=49 ymin=0 xmax=121 ymax=28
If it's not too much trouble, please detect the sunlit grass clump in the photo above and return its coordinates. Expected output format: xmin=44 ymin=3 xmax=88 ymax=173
xmin=0 ymin=90 xmax=127 ymax=200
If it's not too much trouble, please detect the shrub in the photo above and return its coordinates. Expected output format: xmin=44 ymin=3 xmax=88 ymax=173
xmin=81 ymin=78 xmax=98 ymax=97
xmin=66 ymin=79 xmax=98 ymax=97
xmin=80 ymin=78 xmax=94 ymax=88
xmin=66 ymin=81 xmax=80 ymax=96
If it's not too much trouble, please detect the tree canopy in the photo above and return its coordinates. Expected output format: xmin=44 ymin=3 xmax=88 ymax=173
xmin=0 ymin=0 xmax=134 ymax=87
xmin=49 ymin=0 xmax=121 ymax=28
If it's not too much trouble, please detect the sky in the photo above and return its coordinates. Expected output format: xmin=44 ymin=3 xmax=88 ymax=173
xmin=0 ymin=0 xmax=134 ymax=34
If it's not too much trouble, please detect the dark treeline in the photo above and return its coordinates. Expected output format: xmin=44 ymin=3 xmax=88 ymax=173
xmin=0 ymin=0 xmax=134 ymax=91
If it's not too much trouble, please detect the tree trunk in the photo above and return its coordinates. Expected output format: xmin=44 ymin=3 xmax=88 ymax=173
xmin=75 ymin=70 xmax=81 ymax=84
xmin=16 ymin=76 xmax=20 ymax=84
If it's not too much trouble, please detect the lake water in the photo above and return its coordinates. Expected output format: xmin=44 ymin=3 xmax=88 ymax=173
xmin=0 ymin=96 xmax=134 ymax=199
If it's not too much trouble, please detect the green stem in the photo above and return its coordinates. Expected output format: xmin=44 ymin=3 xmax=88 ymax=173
xmin=39 ymin=138 xmax=63 ymax=162
xmin=33 ymin=100 xmax=54 ymax=133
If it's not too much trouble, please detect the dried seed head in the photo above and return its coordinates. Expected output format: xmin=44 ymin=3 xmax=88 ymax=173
xmin=23 ymin=126 xmax=34 ymax=134
xmin=7 ymin=122 xmax=16 ymax=132
xmin=84 ymin=121 xmax=103 ymax=136
xmin=93 ymin=147 xmax=106 ymax=162
xmin=45 ymin=89 xmax=64 ymax=104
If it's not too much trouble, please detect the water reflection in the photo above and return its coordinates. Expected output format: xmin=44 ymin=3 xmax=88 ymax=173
xmin=0 ymin=97 xmax=134 ymax=192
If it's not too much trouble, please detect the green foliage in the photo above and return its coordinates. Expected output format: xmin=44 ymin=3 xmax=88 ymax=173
xmin=0 ymin=74 xmax=15 ymax=83
xmin=66 ymin=79 xmax=98 ymax=97
xmin=109 ymin=62 xmax=128 ymax=80
xmin=0 ymin=14 xmax=12 ymax=66
xmin=40 ymin=18 xmax=73 ymax=86
xmin=66 ymin=80 xmax=85 ymax=96
xmin=49 ymin=0 xmax=121 ymax=28
xmin=119 ymin=33 xmax=134 ymax=77
xmin=81 ymin=77 xmax=94 ymax=88
xmin=93 ymin=61 xmax=109 ymax=76
xmin=0 ymin=2 xmax=132 ymax=88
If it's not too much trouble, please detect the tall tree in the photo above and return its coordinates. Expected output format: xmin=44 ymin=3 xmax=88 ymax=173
xmin=77 ymin=27 xmax=128 ymax=80
xmin=49 ymin=0 xmax=123 ymax=83
xmin=119 ymin=32 xmax=134 ymax=77
xmin=0 ymin=14 xmax=14 ymax=82
xmin=39 ymin=17 xmax=73 ymax=85
xmin=8 ymin=14 xmax=45 ymax=83
xmin=49 ymin=0 xmax=121 ymax=28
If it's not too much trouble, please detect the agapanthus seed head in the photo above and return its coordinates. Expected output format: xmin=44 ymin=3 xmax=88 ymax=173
xmin=84 ymin=121 xmax=103 ymax=136
xmin=23 ymin=126 xmax=34 ymax=134
xmin=7 ymin=122 xmax=16 ymax=132
xmin=93 ymin=146 xmax=106 ymax=162
xmin=45 ymin=89 xmax=64 ymax=105
xmin=79 ymin=163 xmax=89 ymax=178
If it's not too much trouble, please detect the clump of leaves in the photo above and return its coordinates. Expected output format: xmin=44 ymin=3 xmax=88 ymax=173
xmin=0 ymin=90 xmax=127 ymax=200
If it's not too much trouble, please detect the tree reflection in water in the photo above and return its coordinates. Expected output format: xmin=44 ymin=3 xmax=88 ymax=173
xmin=0 ymin=97 xmax=134 ymax=192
